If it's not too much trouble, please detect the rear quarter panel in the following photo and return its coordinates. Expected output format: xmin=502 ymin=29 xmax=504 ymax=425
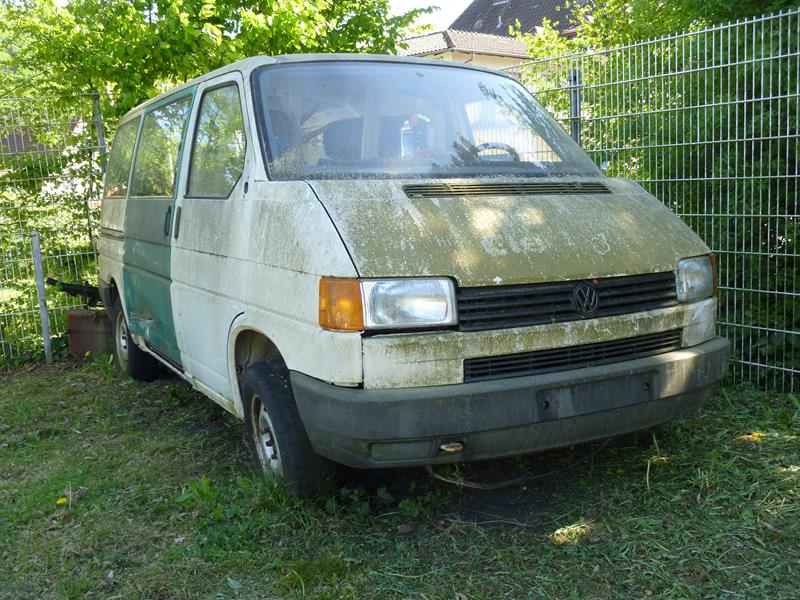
xmin=98 ymin=186 xmax=127 ymax=306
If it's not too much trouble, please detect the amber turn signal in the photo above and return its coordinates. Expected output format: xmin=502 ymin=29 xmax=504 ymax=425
xmin=319 ymin=278 xmax=364 ymax=331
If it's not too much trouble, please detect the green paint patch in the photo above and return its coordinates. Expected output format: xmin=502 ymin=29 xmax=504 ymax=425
xmin=1 ymin=363 xmax=798 ymax=598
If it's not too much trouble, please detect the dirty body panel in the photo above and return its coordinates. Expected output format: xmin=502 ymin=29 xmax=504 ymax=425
xmin=294 ymin=159 xmax=726 ymax=466
xmin=305 ymin=174 xmax=718 ymax=390
xmin=170 ymin=179 xmax=363 ymax=405
xmin=362 ymin=297 xmax=718 ymax=388
xmin=307 ymin=177 xmax=708 ymax=287
xmin=255 ymin=57 xmax=726 ymax=466
xmin=123 ymin=91 xmax=194 ymax=366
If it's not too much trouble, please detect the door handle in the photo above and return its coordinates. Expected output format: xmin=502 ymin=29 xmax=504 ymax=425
xmin=163 ymin=205 xmax=172 ymax=237
xmin=173 ymin=207 xmax=182 ymax=239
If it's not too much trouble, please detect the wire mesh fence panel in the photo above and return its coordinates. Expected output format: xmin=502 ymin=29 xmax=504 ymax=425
xmin=0 ymin=94 xmax=104 ymax=361
xmin=505 ymin=8 xmax=799 ymax=392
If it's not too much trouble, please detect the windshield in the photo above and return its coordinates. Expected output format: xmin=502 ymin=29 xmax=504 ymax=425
xmin=253 ymin=61 xmax=601 ymax=180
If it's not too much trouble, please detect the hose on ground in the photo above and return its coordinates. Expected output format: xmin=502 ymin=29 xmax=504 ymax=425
xmin=425 ymin=438 xmax=612 ymax=490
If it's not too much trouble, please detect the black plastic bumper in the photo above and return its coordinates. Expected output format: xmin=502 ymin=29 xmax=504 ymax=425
xmin=290 ymin=336 xmax=729 ymax=468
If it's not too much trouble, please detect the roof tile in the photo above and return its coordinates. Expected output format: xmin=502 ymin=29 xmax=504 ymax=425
xmin=398 ymin=29 xmax=528 ymax=58
xmin=450 ymin=0 xmax=575 ymax=36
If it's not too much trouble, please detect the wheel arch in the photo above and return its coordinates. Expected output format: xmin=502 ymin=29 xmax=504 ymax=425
xmin=107 ymin=277 xmax=120 ymax=306
xmin=227 ymin=319 xmax=287 ymax=418
xmin=99 ymin=276 xmax=121 ymax=315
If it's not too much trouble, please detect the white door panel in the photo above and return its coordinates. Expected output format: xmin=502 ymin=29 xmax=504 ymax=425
xmin=171 ymin=72 xmax=251 ymax=403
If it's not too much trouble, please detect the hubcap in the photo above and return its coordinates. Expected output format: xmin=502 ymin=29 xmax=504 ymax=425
xmin=115 ymin=310 xmax=129 ymax=369
xmin=252 ymin=396 xmax=283 ymax=475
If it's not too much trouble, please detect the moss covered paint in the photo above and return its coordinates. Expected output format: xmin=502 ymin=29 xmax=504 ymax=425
xmin=309 ymin=177 xmax=709 ymax=287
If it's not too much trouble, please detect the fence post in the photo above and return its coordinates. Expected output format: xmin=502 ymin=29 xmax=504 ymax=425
xmin=31 ymin=231 xmax=53 ymax=365
xmin=87 ymin=92 xmax=106 ymax=244
xmin=569 ymin=67 xmax=582 ymax=145
xmin=92 ymin=91 xmax=107 ymax=158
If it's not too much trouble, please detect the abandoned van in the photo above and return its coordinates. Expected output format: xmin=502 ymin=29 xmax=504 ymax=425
xmin=98 ymin=55 xmax=729 ymax=494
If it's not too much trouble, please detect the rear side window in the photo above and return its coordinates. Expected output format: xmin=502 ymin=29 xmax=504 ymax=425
xmin=130 ymin=95 xmax=192 ymax=197
xmin=187 ymin=84 xmax=247 ymax=198
xmin=103 ymin=118 xmax=139 ymax=198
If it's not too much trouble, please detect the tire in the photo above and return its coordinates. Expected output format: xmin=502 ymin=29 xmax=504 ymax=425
xmin=242 ymin=359 xmax=337 ymax=497
xmin=110 ymin=297 xmax=160 ymax=382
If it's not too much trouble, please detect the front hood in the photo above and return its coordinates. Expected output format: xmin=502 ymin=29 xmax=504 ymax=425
xmin=308 ymin=178 xmax=709 ymax=287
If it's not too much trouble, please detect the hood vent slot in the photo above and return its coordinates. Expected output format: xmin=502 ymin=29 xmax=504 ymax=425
xmin=403 ymin=181 xmax=611 ymax=198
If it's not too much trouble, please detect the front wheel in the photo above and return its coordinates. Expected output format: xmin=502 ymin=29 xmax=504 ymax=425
xmin=242 ymin=360 xmax=337 ymax=496
xmin=110 ymin=298 xmax=160 ymax=382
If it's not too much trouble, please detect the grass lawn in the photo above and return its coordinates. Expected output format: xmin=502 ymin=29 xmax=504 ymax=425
xmin=1 ymin=360 xmax=798 ymax=599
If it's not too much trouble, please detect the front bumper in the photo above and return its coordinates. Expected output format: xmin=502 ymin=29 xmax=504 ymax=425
xmin=291 ymin=336 xmax=729 ymax=468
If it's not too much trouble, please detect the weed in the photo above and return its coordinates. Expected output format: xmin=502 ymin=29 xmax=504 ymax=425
xmin=0 ymin=363 xmax=797 ymax=599
xmin=397 ymin=481 xmax=450 ymax=519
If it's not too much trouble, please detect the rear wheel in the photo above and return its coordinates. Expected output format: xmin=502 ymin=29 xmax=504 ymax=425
xmin=111 ymin=298 xmax=160 ymax=382
xmin=242 ymin=359 xmax=337 ymax=497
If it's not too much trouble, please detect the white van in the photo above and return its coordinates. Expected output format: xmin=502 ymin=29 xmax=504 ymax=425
xmin=99 ymin=55 xmax=729 ymax=495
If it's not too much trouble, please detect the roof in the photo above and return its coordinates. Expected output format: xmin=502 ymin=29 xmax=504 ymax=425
xmin=121 ymin=54 xmax=516 ymax=120
xmin=398 ymin=29 xmax=528 ymax=58
xmin=450 ymin=0 xmax=576 ymax=36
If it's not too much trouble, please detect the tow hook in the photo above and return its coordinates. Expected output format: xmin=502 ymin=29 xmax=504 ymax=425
xmin=439 ymin=441 xmax=464 ymax=455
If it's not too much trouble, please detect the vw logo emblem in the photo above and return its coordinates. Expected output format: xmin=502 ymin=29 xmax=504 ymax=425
xmin=572 ymin=282 xmax=600 ymax=315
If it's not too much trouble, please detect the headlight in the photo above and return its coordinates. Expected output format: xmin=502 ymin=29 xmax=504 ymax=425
xmin=319 ymin=277 xmax=457 ymax=331
xmin=676 ymin=255 xmax=716 ymax=302
xmin=362 ymin=278 xmax=456 ymax=329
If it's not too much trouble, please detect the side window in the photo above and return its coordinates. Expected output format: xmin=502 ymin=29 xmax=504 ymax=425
xmin=103 ymin=118 xmax=139 ymax=198
xmin=187 ymin=84 xmax=246 ymax=198
xmin=130 ymin=96 xmax=192 ymax=197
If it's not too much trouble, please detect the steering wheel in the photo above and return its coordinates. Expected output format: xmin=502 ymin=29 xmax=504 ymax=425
xmin=475 ymin=142 xmax=520 ymax=162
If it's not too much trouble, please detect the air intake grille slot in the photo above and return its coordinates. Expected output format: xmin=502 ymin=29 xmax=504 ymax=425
xmin=464 ymin=329 xmax=683 ymax=382
xmin=403 ymin=181 xmax=612 ymax=198
xmin=457 ymin=272 xmax=677 ymax=332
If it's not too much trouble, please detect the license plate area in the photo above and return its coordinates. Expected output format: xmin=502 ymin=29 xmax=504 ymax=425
xmin=536 ymin=372 xmax=655 ymax=422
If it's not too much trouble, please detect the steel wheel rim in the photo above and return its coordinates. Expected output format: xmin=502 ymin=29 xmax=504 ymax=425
xmin=252 ymin=396 xmax=283 ymax=476
xmin=115 ymin=310 xmax=129 ymax=368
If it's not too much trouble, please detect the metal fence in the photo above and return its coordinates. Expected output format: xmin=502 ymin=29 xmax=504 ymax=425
xmin=504 ymin=8 xmax=799 ymax=392
xmin=0 ymin=94 xmax=104 ymax=361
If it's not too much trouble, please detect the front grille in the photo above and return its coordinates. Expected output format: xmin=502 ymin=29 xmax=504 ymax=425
xmin=463 ymin=329 xmax=683 ymax=382
xmin=403 ymin=181 xmax=611 ymax=198
xmin=457 ymin=271 xmax=677 ymax=332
